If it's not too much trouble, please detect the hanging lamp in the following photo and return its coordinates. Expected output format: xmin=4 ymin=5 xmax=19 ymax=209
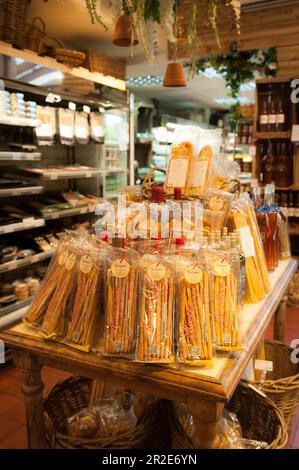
xmin=112 ymin=15 xmax=138 ymax=47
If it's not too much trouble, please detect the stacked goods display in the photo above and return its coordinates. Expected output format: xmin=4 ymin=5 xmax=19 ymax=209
xmin=23 ymin=127 xmax=288 ymax=368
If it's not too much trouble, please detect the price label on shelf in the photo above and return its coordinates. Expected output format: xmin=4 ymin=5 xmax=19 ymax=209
xmin=291 ymin=125 xmax=299 ymax=142
xmin=23 ymin=217 xmax=35 ymax=228
xmin=249 ymin=145 xmax=256 ymax=157
xmin=255 ymin=359 xmax=273 ymax=372
xmin=86 ymin=171 xmax=92 ymax=178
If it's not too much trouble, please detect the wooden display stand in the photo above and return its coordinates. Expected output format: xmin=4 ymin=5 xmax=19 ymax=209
xmin=0 ymin=259 xmax=296 ymax=449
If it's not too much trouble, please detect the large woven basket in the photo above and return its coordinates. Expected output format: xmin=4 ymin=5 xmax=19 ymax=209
xmin=0 ymin=0 xmax=29 ymax=48
xmin=170 ymin=381 xmax=288 ymax=449
xmin=251 ymin=340 xmax=299 ymax=430
xmin=24 ymin=16 xmax=46 ymax=52
xmin=84 ymin=49 xmax=126 ymax=80
xmin=38 ymin=35 xmax=85 ymax=68
xmin=44 ymin=375 xmax=167 ymax=449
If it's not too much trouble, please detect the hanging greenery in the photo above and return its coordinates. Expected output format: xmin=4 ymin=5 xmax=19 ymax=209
xmin=185 ymin=47 xmax=277 ymax=98
xmin=84 ymin=1 xmax=242 ymax=62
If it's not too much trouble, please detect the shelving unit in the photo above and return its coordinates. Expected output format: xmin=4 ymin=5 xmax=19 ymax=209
xmin=0 ymin=297 xmax=33 ymax=319
xmin=0 ymin=250 xmax=54 ymax=274
xmin=0 ymin=152 xmax=41 ymax=161
xmin=0 ymin=116 xmax=40 ymax=127
xmin=0 ymin=185 xmax=44 ymax=197
xmin=43 ymin=205 xmax=96 ymax=220
xmin=0 ymin=218 xmax=45 ymax=235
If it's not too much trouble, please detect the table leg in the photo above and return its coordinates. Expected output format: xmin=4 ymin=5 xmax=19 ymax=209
xmin=12 ymin=350 xmax=46 ymax=449
xmin=186 ymin=400 xmax=224 ymax=449
xmin=274 ymin=294 xmax=288 ymax=342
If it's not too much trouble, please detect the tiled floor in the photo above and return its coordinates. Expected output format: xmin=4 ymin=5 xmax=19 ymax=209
xmin=0 ymin=307 xmax=298 ymax=449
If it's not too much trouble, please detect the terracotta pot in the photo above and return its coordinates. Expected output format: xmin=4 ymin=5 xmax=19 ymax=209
xmin=163 ymin=62 xmax=186 ymax=87
xmin=112 ymin=15 xmax=138 ymax=47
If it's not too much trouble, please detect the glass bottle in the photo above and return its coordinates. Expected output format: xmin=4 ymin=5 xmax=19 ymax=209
xmin=275 ymin=142 xmax=291 ymax=187
xmin=268 ymin=98 xmax=277 ymax=132
xmin=261 ymin=141 xmax=275 ymax=184
xmin=259 ymin=99 xmax=269 ymax=132
xmin=252 ymin=187 xmax=271 ymax=269
xmin=276 ymin=97 xmax=285 ymax=132
xmin=263 ymin=185 xmax=278 ymax=270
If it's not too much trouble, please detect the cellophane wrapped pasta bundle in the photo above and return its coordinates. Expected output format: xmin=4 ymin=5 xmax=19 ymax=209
xmin=103 ymin=245 xmax=139 ymax=358
xmin=63 ymin=238 xmax=109 ymax=352
xmin=185 ymin=145 xmax=213 ymax=197
xmin=229 ymin=194 xmax=269 ymax=302
xmin=165 ymin=141 xmax=193 ymax=197
xmin=136 ymin=242 xmax=174 ymax=363
xmin=24 ymin=233 xmax=76 ymax=332
xmin=208 ymin=248 xmax=243 ymax=351
xmin=203 ymin=189 xmax=232 ymax=232
xmin=175 ymin=249 xmax=213 ymax=365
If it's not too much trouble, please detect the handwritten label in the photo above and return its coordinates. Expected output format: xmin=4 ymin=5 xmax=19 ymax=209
xmin=79 ymin=255 xmax=93 ymax=273
xmin=239 ymin=226 xmax=255 ymax=258
xmin=209 ymin=196 xmax=224 ymax=211
xmin=65 ymin=253 xmax=76 ymax=271
xmin=58 ymin=250 xmax=68 ymax=266
xmin=147 ymin=262 xmax=166 ymax=282
xmin=111 ymin=258 xmax=130 ymax=278
xmin=214 ymin=259 xmax=230 ymax=277
xmin=184 ymin=265 xmax=203 ymax=284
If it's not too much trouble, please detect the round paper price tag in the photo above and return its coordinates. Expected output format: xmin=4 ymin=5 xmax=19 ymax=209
xmin=111 ymin=258 xmax=130 ymax=278
xmin=184 ymin=265 xmax=203 ymax=284
xmin=65 ymin=253 xmax=76 ymax=271
xmin=214 ymin=259 xmax=230 ymax=276
xmin=58 ymin=250 xmax=68 ymax=266
xmin=79 ymin=255 xmax=93 ymax=273
xmin=209 ymin=196 xmax=224 ymax=211
xmin=147 ymin=263 xmax=166 ymax=282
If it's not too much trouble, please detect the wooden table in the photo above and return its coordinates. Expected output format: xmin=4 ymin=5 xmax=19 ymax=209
xmin=0 ymin=259 xmax=297 ymax=449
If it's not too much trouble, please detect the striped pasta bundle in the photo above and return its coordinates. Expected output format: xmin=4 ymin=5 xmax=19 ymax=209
xmin=136 ymin=259 xmax=174 ymax=363
xmin=177 ymin=266 xmax=213 ymax=365
xmin=64 ymin=250 xmax=102 ymax=352
xmin=210 ymin=255 xmax=243 ymax=351
xmin=104 ymin=252 xmax=138 ymax=357
xmin=40 ymin=248 xmax=77 ymax=338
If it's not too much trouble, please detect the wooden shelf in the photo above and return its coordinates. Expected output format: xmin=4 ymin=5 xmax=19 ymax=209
xmin=0 ymin=185 xmax=44 ymax=198
xmin=0 ymin=218 xmax=45 ymax=235
xmin=254 ymin=131 xmax=292 ymax=140
xmin=0 ymin=151 xmax=41 ymax=161
xmin=0 ymin=250 xmax=54 ymax=274
xmin=0 ymin=116 xmax=39 ymax=127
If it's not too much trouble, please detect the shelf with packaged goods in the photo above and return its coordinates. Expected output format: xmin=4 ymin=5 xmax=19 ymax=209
xmin=0 ymin=218 xmax=45 ymax=235
xmin=105 ymin=168 xmax=129 ymax=174
xmin=43 ymin=205 xmax=97 ymax=220
xmin=0 ymin=116 xmax=40 ymax=127
xmin=0 ymin=151 xmax=41 ymax=161
xmin=0 ymin=297 xmax=33 ymax=319
xmin=0 ymin=250 xmax=55 ymax=274
xmin=0 ymin=185 xmax=44 ymax=198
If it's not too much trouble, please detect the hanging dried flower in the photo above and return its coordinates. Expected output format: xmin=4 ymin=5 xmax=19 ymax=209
xmin=208 ymin=0 xmax=221 ymax=49
xmin=230 ymin=0 xmax=241 ymax=35
xmin=159 ymin=0 xmax=176 ymax=43
xmin=85 ymin=0 xmax=108 ymax=30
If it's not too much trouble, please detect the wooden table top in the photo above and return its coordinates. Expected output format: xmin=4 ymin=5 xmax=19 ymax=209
xmin=1 ymin=259 xmax=297 ymax=405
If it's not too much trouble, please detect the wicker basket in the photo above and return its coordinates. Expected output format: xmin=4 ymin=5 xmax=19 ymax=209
xmin=84 ymin=49 xmax=126 ymax=80
xmin=24 ymin=16 xmax=46 ymax=52
xmin=0 ymin=0 xmax=29 ymax=48
xmin=38 ymin=35 xmax=85 ymax=68
xmin=170 ymin=382 xmax=288 ymax=449
xmin=250 ymin=340 xmax=299 ymax=430
xmin=141 ymin=167 xmax=166 ymax=201
xmin=44 ymin=375 xmax=166 ymax=449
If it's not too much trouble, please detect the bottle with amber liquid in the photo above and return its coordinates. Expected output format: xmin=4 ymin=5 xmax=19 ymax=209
xmin=259 ymin=99 xmax=269 ymax=132
xmin=268 ymin=98 xmax=277 ymax=132
xmin=263 ymin=185 xmax=278 ymax=271
xmin=252 ymin=187 xmax=272 ymax=270
xmin=261 ymin=141 xmax=275 ymax=184
xmin=275 ymin=142 xmax=291 ymax=187
xmin=276 ymin=95 xmax=285 ymax=132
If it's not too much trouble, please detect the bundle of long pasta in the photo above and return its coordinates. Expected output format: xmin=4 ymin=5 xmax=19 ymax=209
xmin=104 ymin=248 xmax=138 ymax=357
xmin=177 ymin=256 xmax=213 ymax=365
xmin=230 ymin=196 xmax=268 ymax=302
xmin=64 ymin=245 xmax=105 ymax=352
xmin=209 ymin=251 xmax=243 ymax=351
xmin=24 ymin=237 xmax=74 ymax=329
xmin=136 ymin=251 xmax=174 ymax=363
xmin=244 ymin=197 xmax=270 ymax=293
